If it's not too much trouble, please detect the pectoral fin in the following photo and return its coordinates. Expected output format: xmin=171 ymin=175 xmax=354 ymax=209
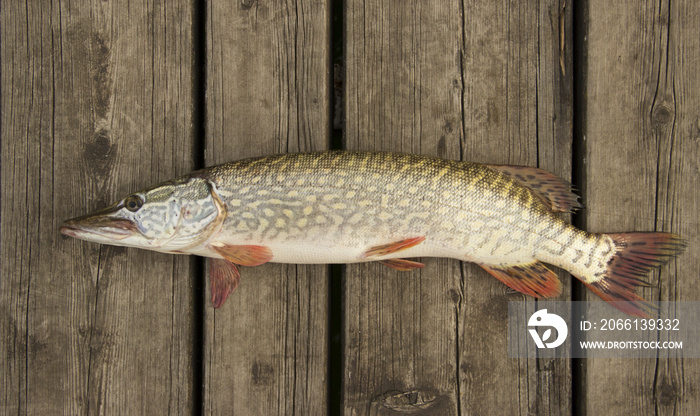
xmin=209 ymin=243 xmax=273 ymax=266
xmin=209 ymin=258 xmax=240 ymax=308
xmin=479 ymin=261 xmax=562 ymax=298
xmin=362 ymin=236 xmax=426 ymax=258
xmin=379 ymin=259 xmax=426 ymax=271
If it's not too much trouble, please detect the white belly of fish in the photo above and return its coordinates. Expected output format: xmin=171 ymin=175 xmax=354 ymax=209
xmin=187 ymin=234 xmax=467 ymax=265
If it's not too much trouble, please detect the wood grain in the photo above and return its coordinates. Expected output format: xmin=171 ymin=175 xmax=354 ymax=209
xmin=460 ymin=1 xmax=573 ymax=414
xmin=204 ymin=0 xmax=330 ymax=414
xmin=344 ymin=0 xmax=572 ymax=414
xmin=3 ymin=0 xmax=696 ymax=412
xmin=1 ymin=0 xmax=196 ymax=414
xmin=343 ymin=0 xmax=463 ymax=412
xmin=580 ymin=0 xmax=700 ymax=413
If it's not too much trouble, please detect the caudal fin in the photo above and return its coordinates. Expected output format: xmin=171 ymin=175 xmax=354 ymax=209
xmin=584 ymin=232 xmax=686 ymax=317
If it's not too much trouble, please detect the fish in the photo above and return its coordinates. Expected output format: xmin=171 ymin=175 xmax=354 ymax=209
xmin=60 ymin=151 xmax=686 ymax=316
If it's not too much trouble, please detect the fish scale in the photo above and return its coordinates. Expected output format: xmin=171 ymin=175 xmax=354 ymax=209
xmin=61 ymin=151 xmax=686 ymax=316
xmin=210 ymin=153 xmax=548 ymax=256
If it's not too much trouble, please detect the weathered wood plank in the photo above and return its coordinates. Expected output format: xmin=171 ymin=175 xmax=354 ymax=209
xmin=343 ymin=1 xmax=461 ymax=415
xmin=204 ymin=0 xmax=330 ymax=414
xmin=1 ymin=0 xmax=197 ymax=414
xmin=580 ymin=0 xmax=700 ymax=413
xmin=343 ymin=0 xmax=572 ymax=414
xmin=343 ymin=1 xmax=463 ymax=413
xmin=460 ymin=1 xmax=573 ymax=414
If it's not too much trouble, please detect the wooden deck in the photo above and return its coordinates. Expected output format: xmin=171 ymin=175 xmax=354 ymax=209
xmin=2 ymin=0 xmax=698 ymax=414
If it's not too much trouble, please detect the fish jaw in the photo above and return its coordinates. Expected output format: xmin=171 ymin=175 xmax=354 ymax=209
xmin=60 ymin=208 xmax=138 ymax=245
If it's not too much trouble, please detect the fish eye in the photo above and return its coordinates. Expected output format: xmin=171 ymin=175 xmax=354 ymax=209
xmin=124 ymin=195 xmax=144 ymax=212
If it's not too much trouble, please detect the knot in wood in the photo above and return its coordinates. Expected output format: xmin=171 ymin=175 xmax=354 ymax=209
xmin=651 ymin=102 xmax=673 ymax=129
xmin=84 ymin=129 xmax=115 ymax=175
xmin=378 ymin=389 xmax=444 ymax=412
xmin=658 ymin=377 xmax=681 ymax=406
xmin=449 ymin=288 xmax=462 ymax=304
xmin=251 ymin=360 xmax=274 ymax=385
xmin=241 ymin=0 xmax=256 ymax=9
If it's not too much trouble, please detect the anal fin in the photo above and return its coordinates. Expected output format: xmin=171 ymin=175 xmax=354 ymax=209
xmin=479 ymin=261 xmax=562 ymax=298
xmin=487 ymin=164 xmax=582 ymax=213
xmin=209 ymin=243 xmax=273 ymax=266
xmin=209 ymin=258 xmax=241 ymax=308
xmin=363 ymin=236 xmax=426 ymax=258
xmin=379 ymin=259 xmax=425 ymax=271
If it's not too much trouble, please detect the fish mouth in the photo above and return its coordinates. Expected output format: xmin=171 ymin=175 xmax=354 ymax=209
xmin=60 ymin=213 xmax=137 ymax=241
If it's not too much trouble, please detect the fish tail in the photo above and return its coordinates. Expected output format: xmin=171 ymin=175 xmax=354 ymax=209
xmin=583 ymin=232 xmax=686 ymax=317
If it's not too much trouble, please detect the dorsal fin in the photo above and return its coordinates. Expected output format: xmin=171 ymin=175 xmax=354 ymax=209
xmin=487 ymin=165 xmax=583 ymax=213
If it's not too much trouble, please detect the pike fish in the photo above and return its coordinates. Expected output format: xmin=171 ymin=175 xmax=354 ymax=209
xmin=60 ymin=151 xmax=686 ymax=316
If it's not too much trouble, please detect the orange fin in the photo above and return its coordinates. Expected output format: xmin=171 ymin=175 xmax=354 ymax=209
xmin=209 ymin=258 xmax=240 ymax=308
xmin=379 ymin=259 xmax=426 ymax=271
xmin=583 ymin=232 xmax=687 ymax=317
xmin=362 ymin=236 xmax=426 ymax=258
xmin=487 ymin=164 xmax=582 ymax=212
xmin=479 ymin=261 xmax=562 ymax=298
xmin=209 ymin=243 xmax=273 ymax=266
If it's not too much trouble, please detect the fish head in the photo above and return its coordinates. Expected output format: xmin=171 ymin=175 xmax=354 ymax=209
xmin=60 ymin=176 xmax=226 ymax=252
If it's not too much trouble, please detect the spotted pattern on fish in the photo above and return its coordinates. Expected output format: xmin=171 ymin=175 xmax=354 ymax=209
xmin=190 ymin=153 xmax=585 ymax=275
